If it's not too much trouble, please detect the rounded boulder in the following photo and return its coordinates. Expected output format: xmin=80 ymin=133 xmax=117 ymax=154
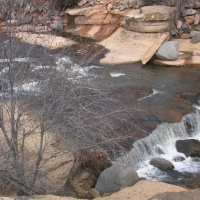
xmin=150 ymin=157 xmax=175 ymax=170
xmin=95 ymin=163 xmax=139 ymax=194
xmin=155 ymin=41 xmax=179 ymax=61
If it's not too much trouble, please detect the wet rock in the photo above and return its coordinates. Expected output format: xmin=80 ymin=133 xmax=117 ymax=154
xmin=191 ymin=33 xmax=200 ymax=44
xmin=150 ymin=158 xmax=175 ymax=170
xmin=51 ymin=21 xmax=64 ymax=30
xmin=155 ymin=146 xmax=165 ymax=155
xmin=173 ymin=155 xmax=185 ymax=162
xmin=95 ymin=163 xmax=139 ymax=194
xmin=182 ymin=93 xmax=200 ymax=105
xmin=182 ymin=9 xmax=197 ymax=17
xmin=155 ymin=41 xmax=179 ymax=61
xmin=176 ymin=139 xmax=200 ymax=157
xmin=190 ymin=150 xmax=200 ymax=158
xmin=17 ymin=15 xmax=32 ymax=25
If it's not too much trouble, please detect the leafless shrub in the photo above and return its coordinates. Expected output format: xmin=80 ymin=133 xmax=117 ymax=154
xmin=0 ymin=0 xmax=142 ymax=197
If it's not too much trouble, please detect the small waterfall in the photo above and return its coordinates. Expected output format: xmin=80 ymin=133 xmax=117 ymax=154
xmin=117 ymin=110 xmax=200 ymax=170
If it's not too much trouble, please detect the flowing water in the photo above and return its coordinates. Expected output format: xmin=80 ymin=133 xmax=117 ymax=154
xmin=1 ymin=33 xmax=200 ymax=187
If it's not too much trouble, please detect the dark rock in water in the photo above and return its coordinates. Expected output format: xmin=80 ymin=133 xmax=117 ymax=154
xmin=150 ymin=157 xmax=175 ymax=170
xmin=163 ymin=169 xmax=184 ymax=179
xmin=181 ymin=93 xmax=200 ymax=105
xmin=95 ymin=163 xmax=139 ymax=194
xmin=182 ymin=9 xmax=197 ymax=17
xmin=17 ymin=15 xmax=32 ymax=25
xmin=155 ymin=41 xmax=179 ymax=61
xmin=190 ymin=150 xmax=200 ymax=158
xmin=155 ymin=146 xmax=165 ymax=155
xmin=173 ymin=155 xmax=185 ymax=162
xmin=191 ymin=33 xmax=200 ymax=44
xmin=139 ymin=177 xmax=147 ymax=181
xmin=192 ymin=157 xmax=200 ymax=162
xmin=176 ymin=139 xmax=200 ymax=157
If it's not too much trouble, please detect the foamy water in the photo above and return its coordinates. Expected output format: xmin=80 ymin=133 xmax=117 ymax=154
xmin=117 ymin=110 xmax=200 ymax=183
xmin=110 ymin=72 xmax=126 ymax=77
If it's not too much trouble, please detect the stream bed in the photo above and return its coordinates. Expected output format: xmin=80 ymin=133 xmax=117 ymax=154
xmin=1 ymin=31 xmax=200 ymax=188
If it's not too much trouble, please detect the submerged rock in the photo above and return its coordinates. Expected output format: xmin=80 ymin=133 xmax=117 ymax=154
xmin=182 ymin=93 xmax=200 ymax=105
xmin=173 ymin=155 xmax=185 ymax=162
xmin=150 ymin=157 xmax=175 ymax=170
xmin=95 ymin=163 xmax=139 ymax=194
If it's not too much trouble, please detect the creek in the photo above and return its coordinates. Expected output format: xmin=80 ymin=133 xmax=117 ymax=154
xmin=1 ymin=31 xmax=200 ymax=188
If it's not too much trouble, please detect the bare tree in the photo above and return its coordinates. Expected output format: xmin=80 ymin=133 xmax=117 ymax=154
xmin=0 ymin=0 xmax=142 ymax=197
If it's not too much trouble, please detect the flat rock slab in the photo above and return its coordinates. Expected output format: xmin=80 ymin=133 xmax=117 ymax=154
xmin=95 ymin=180 xmax=187 ymax=200
xmin=174 ymin=38 xmax=200 ymax=53
xmin=125 ymin=5 xmax=176 ymax=21
xmin=99 ymin=27 xmax=169 ymax=65
xmin=15 ymin=32 xmax=76 ymax=49
xmin=141 ymin=33 xmax=169 ymax=64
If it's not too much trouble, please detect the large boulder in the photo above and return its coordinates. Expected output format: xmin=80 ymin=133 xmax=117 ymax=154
xmin=125 ymin=5 xmax=176 ymax=33
xmin=95 ymin=163 xmax=139 ymax=194
xmin=176 ymin=139 xmax=200 ymax=157
xmin=155 ymin=41 xmax=179 ymax=61
xmin=150 ymin=157 xmax=175 ymax=170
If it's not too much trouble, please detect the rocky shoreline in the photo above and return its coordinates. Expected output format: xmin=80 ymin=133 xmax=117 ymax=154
xmin=1 ymin=1 xmax=200 ymax=66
